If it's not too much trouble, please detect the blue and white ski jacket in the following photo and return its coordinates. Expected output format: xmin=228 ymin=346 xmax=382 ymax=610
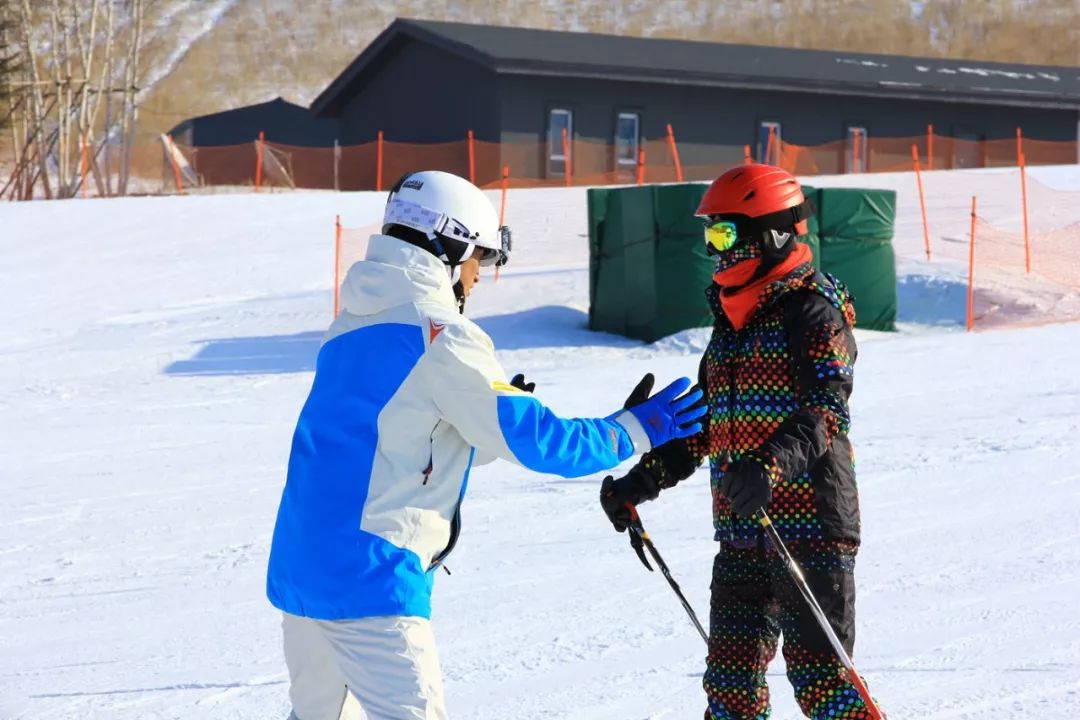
xmin=266 ymin=235 xmax=650 ymax=621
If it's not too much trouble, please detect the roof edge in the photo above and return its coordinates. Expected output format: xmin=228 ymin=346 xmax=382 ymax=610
xmin=495 ymin=64 xmax=1080 ymax=110
xmin=310 ymin=18 xmax=498 ymax=117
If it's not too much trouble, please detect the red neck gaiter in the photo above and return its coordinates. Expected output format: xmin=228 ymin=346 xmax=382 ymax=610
xmin=712 ymin=243 xmax=813 ymax=331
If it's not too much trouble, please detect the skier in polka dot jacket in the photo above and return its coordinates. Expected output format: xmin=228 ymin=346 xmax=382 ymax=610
xmin=601 ymin=164 xmax=875 ymax=720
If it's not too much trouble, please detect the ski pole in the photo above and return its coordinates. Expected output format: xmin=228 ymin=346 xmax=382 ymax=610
xmin=625 ymin=503 xmax=709 ymax=644
xmin=757 ymin=510 xmax=886 ymax=720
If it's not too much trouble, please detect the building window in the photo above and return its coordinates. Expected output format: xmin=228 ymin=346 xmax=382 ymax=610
xmin=847 ymin=126 xmax=868 ymax=173
xmin=615 ymin=112 xmax=640 ymax=169
xmin=758 ymin=121 xmax=782 ymax=165
xmin=548 ymin=108 xmax=573 ymax=177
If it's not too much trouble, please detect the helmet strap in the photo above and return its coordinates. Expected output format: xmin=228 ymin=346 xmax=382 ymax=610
xmin=453 ymin=280 xmax=466 ymax=314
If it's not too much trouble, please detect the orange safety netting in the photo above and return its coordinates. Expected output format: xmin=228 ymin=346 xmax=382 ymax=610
xmin=5 ymin=131 xmax=1077 ymax=199
xmin=333 ymin=220 xmax=381 ymax=316
xmin=197 ymin=133 xmax=1079 ymax=193
xmin=968 ymin=216 xmax=1080 ymax=330
xmin=910 ymin=171 xmax=1080 ymax=330
xmin=326 ymin=165 xmax=1080 ymax=327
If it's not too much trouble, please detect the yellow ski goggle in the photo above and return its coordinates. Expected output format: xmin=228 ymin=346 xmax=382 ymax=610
xmin=703 ymin=220 xmax=740 ymax=254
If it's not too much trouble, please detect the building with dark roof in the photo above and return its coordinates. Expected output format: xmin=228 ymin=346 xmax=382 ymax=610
xmin=310 ymin=19 xmax=1079 ymax=187
xmin=170 ymin=97 xmax=339 ymax=148
xmin=175 ymin=19 xmax=1079 ymax=189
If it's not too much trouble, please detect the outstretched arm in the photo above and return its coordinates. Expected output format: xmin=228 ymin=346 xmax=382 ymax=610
xmin=424 ymin=322 xmax=702 ymax=478
xmin=600 ymin=355 xmax=710 ymax=530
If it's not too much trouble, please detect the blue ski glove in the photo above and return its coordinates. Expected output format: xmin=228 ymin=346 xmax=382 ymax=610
xmin=613 ymin=374 xmax=706 ymax=450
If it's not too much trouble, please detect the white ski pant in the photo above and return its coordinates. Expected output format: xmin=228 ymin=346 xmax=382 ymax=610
xmin=282 ymin=612 xmax=448 ymax=720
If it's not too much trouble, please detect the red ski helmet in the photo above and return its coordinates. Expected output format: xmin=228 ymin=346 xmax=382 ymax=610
xmin=696 ymin=164 xmax=812 ymax=238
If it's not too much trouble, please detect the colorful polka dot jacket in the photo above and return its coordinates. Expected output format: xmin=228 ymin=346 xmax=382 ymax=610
xmin=639 ymin=259 xmax=860 ymax=549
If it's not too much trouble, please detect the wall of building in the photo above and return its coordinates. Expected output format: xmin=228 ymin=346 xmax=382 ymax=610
xmin=186 ymin=99 xmax=340 ymax=147
xmin=498 ymin=73 xmax=1077 ymax=179
xmin=333 ymin=39 xmax=504 ymax=187
xmin=336 ymin=39 xmax=501 ymax=145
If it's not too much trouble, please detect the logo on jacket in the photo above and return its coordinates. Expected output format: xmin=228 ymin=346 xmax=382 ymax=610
xmin=429 ymin=318 xmax=447 ymax=344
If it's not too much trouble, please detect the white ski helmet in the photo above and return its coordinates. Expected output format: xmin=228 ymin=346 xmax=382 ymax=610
xmin=382 ymin=170 xmax=510 ymax=281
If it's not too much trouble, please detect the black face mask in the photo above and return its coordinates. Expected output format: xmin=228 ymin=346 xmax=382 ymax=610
xmin=715 ymin=229 xmax=800 ymax=294
xmin=713 ymin=236 xmax=762 ymax=273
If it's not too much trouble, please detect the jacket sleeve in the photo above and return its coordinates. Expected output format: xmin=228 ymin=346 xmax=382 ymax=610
xmin=423 ymin=322 xmax=648 ymax=478
xmin=625 ymin=354 xmax=710 ymax=496
xmin=755 ymin=291 xmax=856 ymax=482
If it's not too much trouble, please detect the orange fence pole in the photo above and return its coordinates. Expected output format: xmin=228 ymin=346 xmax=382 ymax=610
xmin=766 ymin=125 xmax=777 ymax=166
xmin=852 ymin=129 xmax=861 ymax=174
xmin=496 ymin=165 xmax=509 ymax=282
xmin=255 ymin=131 xmax=265 ymax=192
xmin=376 ymin=130 xmax=384 ymax=192
xmin=927 ymin=124 xmax=934 ymax=170
xmin=911 ymin=145 xmax=931 ymax=262
xmin=254 ymin=129 xmax=265 ymax=191
xmin=636 ymin=148 xmax=646 ymax=185
xmin=166 ymin=134 xmax=184 ymax=195
xmin=967 ymin=196 xmax=977 ymax=331
xmin=743 ymin=144 xmax=752 ymax=165
xmin=333 ymin=139 xmax=341 ymax=192
xmin=81 ymin=130 xmax=89 ymax=198
xmin=1020 ymin=152 xmax=1030 ymax=274
xmin=561 ymin=127 xmax=571 ymax=188
xmin=1015 ymin=127 xmax=1023 ymax=167
xmin=334 ymin=215 xmax=342 ymax=317
xmin=499 ymin=165 xmax=509 ymax=226
xmin=467 ymin=129 xmax=476 ymax=184
xmin=667 ymin=123 xmax=684 ymax=182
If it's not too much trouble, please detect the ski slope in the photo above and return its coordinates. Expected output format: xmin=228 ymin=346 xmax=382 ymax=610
xmin=2 ymin=166 xmax=1080 ymax=719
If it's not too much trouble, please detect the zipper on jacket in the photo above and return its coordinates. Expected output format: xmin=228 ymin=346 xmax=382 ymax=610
xmin=422 ymin=421 xmax=440 ymax=485
xmin=430 ymin=506 xmax=461 ymax=573
xmin=724 ymin=329 xmax=739 ymax=541
xmin=428 ymin=447 xmax=475 ymax=573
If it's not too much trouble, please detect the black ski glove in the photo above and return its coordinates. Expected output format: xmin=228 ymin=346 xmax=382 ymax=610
xmin=509 ymin=373 xmax=536 ymax=393
xmin=720 ymin=456 xmax=773 ymax=519
xmin=600 ymin=467 xmax=660 ymax=533
xmin=623 ymin=373 xmax=655 ymax=408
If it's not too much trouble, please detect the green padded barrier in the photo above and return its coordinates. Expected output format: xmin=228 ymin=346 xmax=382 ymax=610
xmin=802 ymin=186 xmax=820 ymax=236
xmin=800 ymin=233 xmax=822 ymax=268
xmin=652 ymin=183 xmax=713 ymax=341
xmin=820 ymin=236 xmax=897 ymax=331
xmin=816 ymin=188 xmax=896 ymax=240
xmin=587 ymin=186 xmax=657 ymax=338
xmin=587 ymin=187 xmax=612 ymax=324
xmin=588 ymin=183 xmax=898 ymax=340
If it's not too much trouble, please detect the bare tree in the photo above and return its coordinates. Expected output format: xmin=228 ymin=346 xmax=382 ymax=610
xmin=117 ymin=0 xmax=143 ymax=196
xmin=3 ymin=0 xmax=144 ymax=200
xmin=0 ymin=0 xmax=15 ymax=131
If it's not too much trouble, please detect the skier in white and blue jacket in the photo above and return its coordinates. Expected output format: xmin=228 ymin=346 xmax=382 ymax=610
xmin=267 ymin=170 xmax=705 ymax=720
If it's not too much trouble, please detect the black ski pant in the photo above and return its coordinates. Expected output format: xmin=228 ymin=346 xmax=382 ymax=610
xmin=702 ymin=539 xmax=873 ymax=720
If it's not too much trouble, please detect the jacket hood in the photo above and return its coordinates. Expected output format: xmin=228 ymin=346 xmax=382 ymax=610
xmin=339 ymin=234 xmax=456 ymax=316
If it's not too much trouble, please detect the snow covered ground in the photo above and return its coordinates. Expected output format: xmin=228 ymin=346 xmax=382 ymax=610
xmin=2 ymin=166 xmax=1080 ymax=719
